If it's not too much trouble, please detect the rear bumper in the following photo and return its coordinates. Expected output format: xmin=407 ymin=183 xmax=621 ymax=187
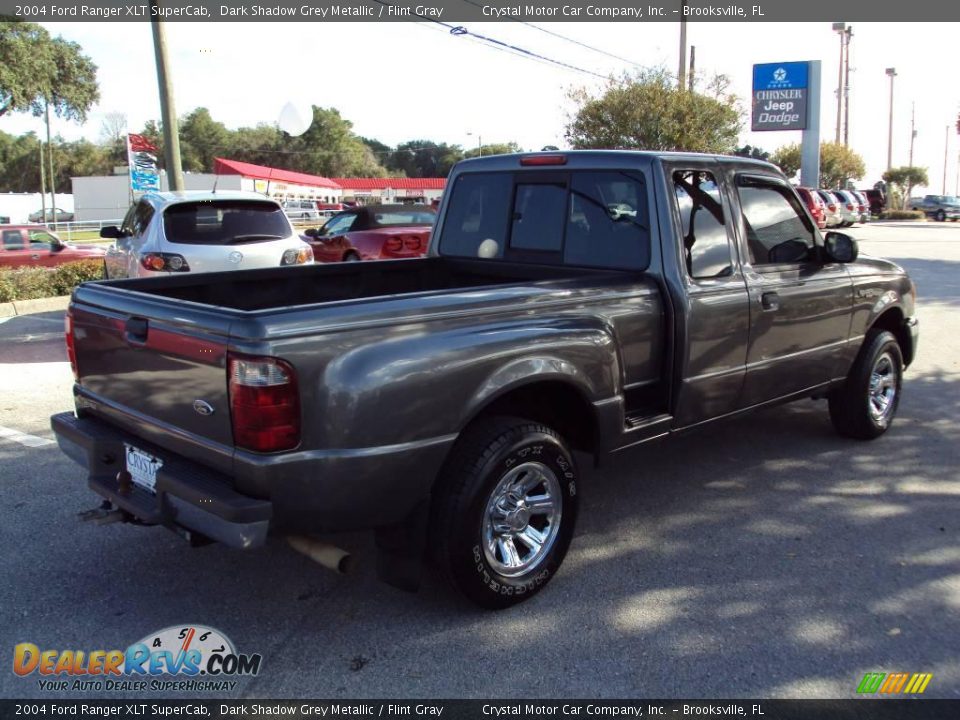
xmin=51 ymin=411 xmax=271 ymax=549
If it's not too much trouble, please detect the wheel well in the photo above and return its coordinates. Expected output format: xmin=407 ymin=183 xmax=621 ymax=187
xmin=469 ymin=381 xmax=598 ymax=455
xmin=870 ymin=307 xmax=912 ymax=366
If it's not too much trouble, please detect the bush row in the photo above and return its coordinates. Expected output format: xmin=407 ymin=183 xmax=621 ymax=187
xmin=879 ymin=210 xmax=926 ymax=220
xmin=0 ymin=259 xmax=105 ymax=303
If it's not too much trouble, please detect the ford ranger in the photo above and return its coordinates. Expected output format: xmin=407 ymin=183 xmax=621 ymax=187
xmin=52 ymin=151 xmax=918 ymax=608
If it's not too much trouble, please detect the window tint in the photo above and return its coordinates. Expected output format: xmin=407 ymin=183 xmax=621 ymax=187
xmin=673 ymin=170 xmax=731 ymax=279
xmin=163 ymin=200 xmax=290 ymax=245
xmin=2 ymin=230 xmax=24 ymax=250
xmin=510 ymin=184 xmax=566 ymax=253
xmin=738 ymin=181 xmax=817 ymax=265
xmin=438 ymin=172 xmax=511 ymax=259
xmin=565 ymin=171 xmax=649 ymax=270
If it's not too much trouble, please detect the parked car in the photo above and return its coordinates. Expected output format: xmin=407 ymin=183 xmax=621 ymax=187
xmin=850 ymin=190 xmax=870 ymax=224
xmin=303 ymin=204 xmax=435 ymax=263
xmin=831 ymin=190 xmax=858 ymax=227
xmin=909 ymin=195 xmax=960 ymax=221
xmin=795 ymin=186 xmax=827 ymax=229
xmin=816 ymin=190 xmax=843 ymax=228
xmin=864 ymin=189 xmax=886 ymax=216
xmin=0 ymin=224 xmax=105 ymax=268
xmin=281 ymin=199 xmax=321 ymax=222
xmin=28 ymin=208 xmax=75 ymax=223
xmin=52 ymin=151 xmax=918 ymax=609
xmin=100 ymin=191 xmax=313 ymax=279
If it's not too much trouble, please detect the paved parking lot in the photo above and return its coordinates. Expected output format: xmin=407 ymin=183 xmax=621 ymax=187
xmin=1 ymin=222 xmax=958 ymax=699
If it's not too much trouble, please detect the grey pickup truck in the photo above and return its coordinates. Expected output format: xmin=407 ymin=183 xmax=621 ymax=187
xmin=52 ymin=151 xmax=918 ymax=608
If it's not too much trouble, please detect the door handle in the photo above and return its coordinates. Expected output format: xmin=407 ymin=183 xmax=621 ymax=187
xmin=760 ymin=291 xmax=780 ymax=311
xmin=124 ymin=317 xmax=149 ymax=345
xmin=31 ymin=254 xmax=40 ymax=260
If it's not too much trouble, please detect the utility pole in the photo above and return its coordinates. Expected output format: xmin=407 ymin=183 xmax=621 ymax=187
xmin=688 ymin=45 xmax=696 ymax=91
xmin=678 ymin=0 xmax=687 ymax=89
xmin=943 ymin=124 xmax=950 ymax=194
xmin=833 ymin=23 xmax=846 ymax=143
xmin=150 ymin=1 xmax=184 ymax=191
xmin=45 ymin=103 xmax=57 ymax=229
xmin=885 ymin=68 xmax=897 ymax=170
xmin=39 ymin=139 xmax=47 ymax=221
xmin=909 ymin=102 xmax=916 ymax=167
xmin=842 ymin=26 xmax=852 ymax=146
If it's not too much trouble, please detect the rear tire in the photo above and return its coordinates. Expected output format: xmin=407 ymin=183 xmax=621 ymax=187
xmin=343 ymin=252 xmax=361 ymax=262
xmin=936 ymin=209 xmax=946 ymax=222
xmin=829 ymin=330 xmax=903 ymax=440
xmin=430 ymin=416 xmax=579 ymax=609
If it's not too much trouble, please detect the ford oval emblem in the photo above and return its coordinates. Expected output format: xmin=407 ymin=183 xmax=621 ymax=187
xmin=228 ymin=251 xmax=243 ymax=264
xmin=193 ymin=399 xmax=215 ymax=416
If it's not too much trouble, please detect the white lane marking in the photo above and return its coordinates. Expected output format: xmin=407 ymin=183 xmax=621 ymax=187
xmin=0 ymin=426 xmax=55 ymax=448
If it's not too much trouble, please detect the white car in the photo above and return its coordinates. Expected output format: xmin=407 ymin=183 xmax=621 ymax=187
xmin=281 ymin=199 xmax=321 ymax=221
xmin=102 ymin=191 xmax=314 ymax=278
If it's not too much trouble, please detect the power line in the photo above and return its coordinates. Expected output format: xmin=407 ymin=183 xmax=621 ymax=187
xmin=368 ymin=0 xmax=608 ymax=80
xmin=459 ymin=0 xmax=647 ymax=70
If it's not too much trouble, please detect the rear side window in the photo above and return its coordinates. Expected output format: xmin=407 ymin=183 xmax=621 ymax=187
xmin=163 ymin=200 xmax=290 ymax=245
xmin=2 ymin=230 xmax=24 ymax=250
xmin=672 ymin=170 xmax=731 ymax=279
xmin=439 ymin=170 xmax=650 ymax=270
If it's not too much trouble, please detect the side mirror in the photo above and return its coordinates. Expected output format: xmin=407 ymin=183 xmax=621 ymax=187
xmin=100 ymin=225 xmax=123 ymax=239
xmin=823 ymin=231 xmax=859 ymax=263
xmin=52 ymin=239 xmax=65 ymax=251
xmin=303 ymin=228 xmax=319 ymax=238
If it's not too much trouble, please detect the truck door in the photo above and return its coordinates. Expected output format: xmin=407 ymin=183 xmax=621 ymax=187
xmin=668 ymin=165 xmax=751 ymax=427
xmin=734 ymin=175 xmax=853 ymax=407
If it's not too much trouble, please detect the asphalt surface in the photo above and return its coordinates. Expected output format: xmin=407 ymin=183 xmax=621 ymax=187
xmin=1 ymin=222 xmax=957 ymax=700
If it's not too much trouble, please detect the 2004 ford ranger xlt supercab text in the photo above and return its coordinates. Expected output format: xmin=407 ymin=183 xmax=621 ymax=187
xmin=52 ymin=151 xmax=919 ymax=608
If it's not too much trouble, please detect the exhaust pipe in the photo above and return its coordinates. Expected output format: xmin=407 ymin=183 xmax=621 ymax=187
xmin=287 ymin=536 xmax=354 ymax=574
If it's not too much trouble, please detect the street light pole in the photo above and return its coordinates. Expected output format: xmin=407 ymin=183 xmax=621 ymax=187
xmin=678 ymin=0 xmax=688 ymax=89
xmin=909 ymin=102 xmax=916 ymax=167
xmin=832 ymin=23 xmax=846 ymax=144
xmin=885 ymin=68 xmax=897 ymax=170
xmin=943 ymin=124 xmax=949 ymax=194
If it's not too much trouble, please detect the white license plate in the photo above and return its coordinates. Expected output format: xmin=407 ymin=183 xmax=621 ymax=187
xmin=124 ymin=444 xmax=163 ymax=495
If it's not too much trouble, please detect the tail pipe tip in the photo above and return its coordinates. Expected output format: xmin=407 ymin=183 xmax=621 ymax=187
xmin=287 ymin=535 xmax=354 ymax=575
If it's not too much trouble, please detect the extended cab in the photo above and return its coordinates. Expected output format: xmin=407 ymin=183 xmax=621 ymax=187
xmin=52 ymin=152 xmax=918 ymax=608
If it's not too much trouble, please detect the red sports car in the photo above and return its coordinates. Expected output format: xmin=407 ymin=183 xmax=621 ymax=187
xmin=303 ymin=205 xmax=435 ymax=263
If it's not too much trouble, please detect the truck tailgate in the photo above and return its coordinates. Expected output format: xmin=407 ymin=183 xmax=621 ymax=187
xmin=71 ymin=287 xmax=236 ymax=455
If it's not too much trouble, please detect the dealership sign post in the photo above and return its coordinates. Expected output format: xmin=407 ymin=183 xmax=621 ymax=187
xmin=752 ymin=60 xmax=821 ymax=188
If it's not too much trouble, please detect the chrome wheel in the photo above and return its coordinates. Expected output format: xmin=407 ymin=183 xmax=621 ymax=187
xmin=482 ymin=462 xmax=562 ymax=578
xmin=868 ymin=351 xmax=898 ymax=426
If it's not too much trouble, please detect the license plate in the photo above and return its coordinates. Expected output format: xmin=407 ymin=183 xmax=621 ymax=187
xmin=124 ymin=444 xmax=163 ymax=495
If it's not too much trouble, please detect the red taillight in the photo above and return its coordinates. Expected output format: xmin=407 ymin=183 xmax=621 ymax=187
xmin=228 ymin=354 xmax=300 ymax=453
xmin=140 ymin=253 xmax=190 ymax=272
xmin=65 ymin=312 xmax=78 ymax=381
xmin=847 ymin=203 xmax=854 ymax=211
xmin=520 ymin=154 xmax=567 ymax=166
xmin=385 ymin=237 xmax=403 ymax=252
xmin=828 ymin=204 xmax=837 ymax=211
xmin=403 ymin=237 xmax=421 ymax=250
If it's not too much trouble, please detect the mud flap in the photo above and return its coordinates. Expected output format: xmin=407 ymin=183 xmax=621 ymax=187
xmin=374 ymin=496 xmax=430 ymax=592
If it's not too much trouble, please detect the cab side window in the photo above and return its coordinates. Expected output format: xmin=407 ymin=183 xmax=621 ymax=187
xmin=2 ymin=230 xmax=25 ymax=250
xmin=738 ymin=180 xmax=817 ymax=266
xmin=28 ymin=230 xmax=57 ymax=250
xmin=673 ymin=170 xmax=732 ymax=279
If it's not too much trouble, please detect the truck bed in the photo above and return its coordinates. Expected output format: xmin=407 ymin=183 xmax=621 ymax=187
xmin=101 ymin=257 xmax=614 ymax=312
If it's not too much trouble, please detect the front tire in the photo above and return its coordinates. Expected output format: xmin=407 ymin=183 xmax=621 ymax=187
xmin=936 ymin=209 xmax=946 ymax=222
xmin=829 ymin=330 xmax=903 ymax=440
xmin=431 ymin=416 xmax=579 ymax=609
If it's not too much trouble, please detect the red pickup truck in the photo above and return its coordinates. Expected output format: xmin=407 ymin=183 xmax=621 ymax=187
xmin=0 ymin=225 xmax=105 ymax=268
xmin=303 ymin=204 xmax=435 ymax=262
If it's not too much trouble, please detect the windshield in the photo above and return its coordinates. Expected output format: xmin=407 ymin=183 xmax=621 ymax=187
xmin=163 ymin=200 xmax=291 ymax=245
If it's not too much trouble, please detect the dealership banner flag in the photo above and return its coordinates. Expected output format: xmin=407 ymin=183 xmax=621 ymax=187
xmin=127 ymin=133 xmax=160 ymax=195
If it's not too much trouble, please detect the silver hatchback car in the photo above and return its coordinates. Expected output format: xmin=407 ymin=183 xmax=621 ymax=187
xmin=101 ymin=191 xmax=314 ymax=278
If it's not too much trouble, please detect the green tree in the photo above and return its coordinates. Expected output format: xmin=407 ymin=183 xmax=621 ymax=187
xmin=882 ymin=166 xmax=929 ymax=210
xmin=283 ymin=107 xmax=387 ymax=177
xmin=390 ymin=140 xmax=464 ymax=177
xmin=734 ymin=144 xmax=770 ymax=161
xmin=179 ymin=107 xmax=231 ymax=172
xmin=463 ymin=142 xmax=523 ymax=159
xmin=820 ymin=141 xmax=866 ymax=189
xmin=0 ymin=130 xmax=42 ymax=191
xmin=565 ymin=68 xmax=742 ymax=153
xmin=99 ymin=111 xmax=128 ymax=166
xmin=0 ymin=21 xmax=99 ymax=121
xmin=771 ymin=143 xmax=801 ymax=179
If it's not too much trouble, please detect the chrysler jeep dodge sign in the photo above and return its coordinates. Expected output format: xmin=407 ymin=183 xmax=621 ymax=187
xmin=751 ymin=62 xmax=809 ymax=131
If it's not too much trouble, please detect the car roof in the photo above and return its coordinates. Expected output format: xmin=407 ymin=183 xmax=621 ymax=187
xmin=140 ymin=190 xmax=280 ymax=210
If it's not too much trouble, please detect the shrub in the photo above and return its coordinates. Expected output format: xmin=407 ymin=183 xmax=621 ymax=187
xmin=879 ymin=210 xmax=925 ymax=221
xmin=0 ymin=259 xmax=106 ymax=303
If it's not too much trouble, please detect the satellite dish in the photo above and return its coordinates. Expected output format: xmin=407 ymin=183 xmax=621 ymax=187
xmin=278 ymin=102 xmax=312 ymax=137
